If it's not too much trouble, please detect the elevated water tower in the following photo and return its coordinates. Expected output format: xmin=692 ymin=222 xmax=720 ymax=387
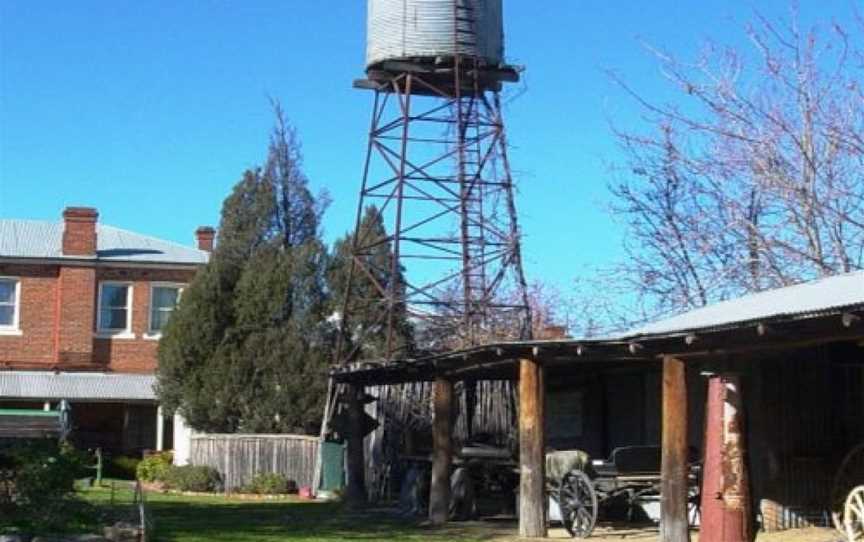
xmin=338 ymin=0 xmax=531 ymax=363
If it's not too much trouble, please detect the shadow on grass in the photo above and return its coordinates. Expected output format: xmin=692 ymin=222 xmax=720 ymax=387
xmin=91 ymin=490 xmax=513 ymax=542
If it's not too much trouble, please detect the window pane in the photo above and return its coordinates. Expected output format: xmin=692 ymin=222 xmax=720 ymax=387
xmin=150 ymin=287 xmax=179 ymax=332
xmin=108 ymin=308 xmax=127 ymax=329
xmin=0 ymin=306 xmax=13 ymax=326
xmin=151 ymin=309 xmax=171 ymax=332
xmin=152 ymin=287 xmax=179 ymax=310
xmin=100 ymin=308 xmax=127 ymax=330
xmin=0 ymin=281 xmax=14 ymax=303
xmin=101 ymin=285 xmax=128 ymax=308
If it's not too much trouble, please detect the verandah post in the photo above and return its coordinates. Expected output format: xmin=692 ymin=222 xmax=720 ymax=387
xmin=345 ymin=383 xmax=367 ymax=507
xmin=429 ymin=376 xmax=454 ymax=525
xmin=519 ymin=356 xmax=547 ymax=538
xmin=661 ymin=355 xmax=690 ymax=542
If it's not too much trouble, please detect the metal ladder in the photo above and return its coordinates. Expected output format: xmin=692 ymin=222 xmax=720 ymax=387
xmin=453 ymin=0 xmax=490 ymax=343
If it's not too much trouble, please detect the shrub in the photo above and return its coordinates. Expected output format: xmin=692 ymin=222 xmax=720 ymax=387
xmin=0 ymin=440 xmax=95 ymax=532
xmin=107 ymin=455 xmax=141 ymax=480
xmin=163 ymin=465 xmax=222 ymax=492
xmin=136 ymin=451 xmax=173 ymax=482
xmin=242 ymin=472 xmax=296 ymax=495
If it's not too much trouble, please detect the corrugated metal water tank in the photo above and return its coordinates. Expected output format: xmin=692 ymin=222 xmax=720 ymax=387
xmin=366 ymin=0 xmax=504 ymax=69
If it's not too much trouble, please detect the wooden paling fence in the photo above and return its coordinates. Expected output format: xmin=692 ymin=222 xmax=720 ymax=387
xmin=189 ymin=434 xmax=320 ymax=492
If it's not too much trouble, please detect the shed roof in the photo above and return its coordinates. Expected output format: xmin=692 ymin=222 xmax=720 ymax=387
xmin=626 ymin=270 xmax=864 ymax=338
xmin=0 ymin=371 xmax=157 ymax=401
xmin=0 ymin=219 xmax=208 ymax=266
xmin=332 ymin=270 xmax=864 ymax=385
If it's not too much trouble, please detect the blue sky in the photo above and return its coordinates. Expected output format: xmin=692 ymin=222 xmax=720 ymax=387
xmin=0 ymin=1 xmax=853 ymax=292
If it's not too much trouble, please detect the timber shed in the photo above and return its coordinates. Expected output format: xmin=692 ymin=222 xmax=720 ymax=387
xmin=332 ymin=270 xmax=864 ymax=539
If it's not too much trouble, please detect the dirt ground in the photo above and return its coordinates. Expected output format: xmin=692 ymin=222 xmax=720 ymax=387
xmin=542 ymin=525 xmax=841 ymax=541
xmin=437 ymin=521 xmax=843 ymax=541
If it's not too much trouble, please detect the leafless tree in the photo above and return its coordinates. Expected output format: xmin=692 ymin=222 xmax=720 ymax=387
xmin=603 ymin=8 xmax=864 ymax=323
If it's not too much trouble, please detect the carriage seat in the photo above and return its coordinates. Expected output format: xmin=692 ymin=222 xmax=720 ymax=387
xmin=594 ymin=445 xmax=700 ymax=477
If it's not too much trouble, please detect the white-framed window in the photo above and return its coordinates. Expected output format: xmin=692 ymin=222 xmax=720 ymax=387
xmin=147 ymin=283 xmax=183 ymax=336
xmin=97 ymin=282 xmax=133 ymax=337
xmin=0 ymin=277 xmax=21 ymax=334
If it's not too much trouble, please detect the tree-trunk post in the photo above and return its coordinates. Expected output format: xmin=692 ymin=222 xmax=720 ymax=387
xmin=345 ymin=384 xmax=367 ymax=507
xmin=661 ymin=356 xmax=690 ymax=542
xmin=429 ymin=377 xmax=454 ymax=525
xmin=519 ymin=357 xmax=547 ymax=538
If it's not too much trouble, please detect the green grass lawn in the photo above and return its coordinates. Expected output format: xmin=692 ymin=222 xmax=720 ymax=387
xmin=80 ymin=484 xmax=513 ymax=542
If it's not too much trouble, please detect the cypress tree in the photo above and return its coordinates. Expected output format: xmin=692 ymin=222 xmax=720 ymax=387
xmin=157 ymin=105 xmax=330 ymax=433
xmin=328 ymin=205 xmax=413 ymax=361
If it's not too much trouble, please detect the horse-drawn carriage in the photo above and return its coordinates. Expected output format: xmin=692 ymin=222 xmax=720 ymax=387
xmin=429 ymin=443 xmax=700 ymax=537
xmin=547 ymin=445 xmax=701 ymax=537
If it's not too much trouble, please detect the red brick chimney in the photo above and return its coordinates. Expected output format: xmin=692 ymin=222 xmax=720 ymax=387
xmin=62 ymin=207 xmax=98 ymax=256
xmin=57 ymin=206 xmax=98 ymax=366
xmin=195 ymin=226 xmax=215 ymax=252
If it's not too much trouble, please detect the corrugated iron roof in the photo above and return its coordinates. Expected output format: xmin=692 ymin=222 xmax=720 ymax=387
xmin=332 ymin=270 xmax=864 ymax=385
xmin=627 ymin=270 xmax=864 ymax=337
xmin=0 ymin=219 xmax=208 ymax=265
xmin=0 ymin=371 xmax=157 ymax=401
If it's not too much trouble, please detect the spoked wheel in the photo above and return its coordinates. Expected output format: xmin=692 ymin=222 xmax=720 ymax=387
xmin=845 ymin=486 xmax=864 ymax=541
xmin=558 ymin=469 xmax=598 ymax=538
xmin=687 ymin=479 xmax=701 ymax=527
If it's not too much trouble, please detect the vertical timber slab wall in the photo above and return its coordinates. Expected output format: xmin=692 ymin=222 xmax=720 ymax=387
xmin=189 ymin=434 xmax=319 ymax=492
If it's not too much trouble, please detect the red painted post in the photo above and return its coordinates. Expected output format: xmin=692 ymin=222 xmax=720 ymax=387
xmin=700 ymin=375 xmax=753 ymax=542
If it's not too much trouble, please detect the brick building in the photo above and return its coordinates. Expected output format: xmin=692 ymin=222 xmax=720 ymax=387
xmin=0 ymin=206 xmax=212 ymax=455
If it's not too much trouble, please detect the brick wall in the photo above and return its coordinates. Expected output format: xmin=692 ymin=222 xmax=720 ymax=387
xmin=0 ymin=262 xmax=197 ymax=373
xmin=58 ymin=266 xmax=96 ymax=365
xmin=0 ymin=264 xmax=58 ymax=366
xmin=93 ymin=267 xmax=196 ymax=373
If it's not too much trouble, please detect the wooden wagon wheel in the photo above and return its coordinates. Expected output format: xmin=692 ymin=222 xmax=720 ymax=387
xmin=558 ymin=469 xmax=598 ymax=538
xmin=834 ymin=444 xmax=864 ymax=511
xmin=845 ymin=486 xmax=864 ymax=541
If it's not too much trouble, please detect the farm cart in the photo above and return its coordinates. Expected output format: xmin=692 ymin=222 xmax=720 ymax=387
xmin=548 ymin=445 xmax=702 ymax=538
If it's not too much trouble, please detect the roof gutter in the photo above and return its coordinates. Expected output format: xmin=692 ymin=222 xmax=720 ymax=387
xmin=0 ymin=256 xmax=204 ymax=271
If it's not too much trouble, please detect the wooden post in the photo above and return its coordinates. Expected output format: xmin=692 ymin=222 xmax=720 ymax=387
xmin=661 ymin=356 xmax=690 ymax=542
xmin=345 ymin=384 xmax=367 ymax=507
xmin=700 ymin=374 xmax=753 ymax=542
xmin=519 ymin=357 xmax=547 ymax=538
xmin=429 ymin=377 xmax=453 ymax=525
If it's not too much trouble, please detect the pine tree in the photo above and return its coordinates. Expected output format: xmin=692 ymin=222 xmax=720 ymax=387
xmin=157 ymin=104 xmax=331 ymax=433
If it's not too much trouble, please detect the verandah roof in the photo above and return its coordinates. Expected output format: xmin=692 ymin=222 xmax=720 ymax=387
xmin=0 ymin=371 xmax=157 ymax=401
